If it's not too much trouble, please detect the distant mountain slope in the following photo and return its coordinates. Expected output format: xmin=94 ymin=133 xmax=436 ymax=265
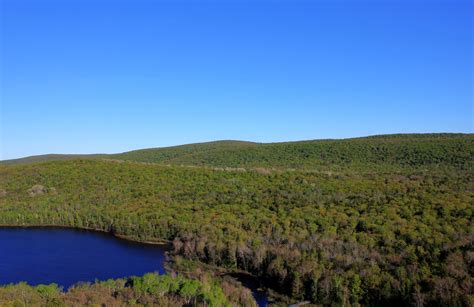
xmin=0 ymin=154 xmax=102 ymax=165
xmin=110 ymin=133 xmax=473 ymax=170
xmin=2 ymin=133 xmax=473 ymax=170
xmin=110 ymin=140 xmax=259 ymax=165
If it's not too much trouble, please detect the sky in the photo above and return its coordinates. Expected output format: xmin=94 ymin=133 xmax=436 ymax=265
xmin=1 ymin=0 xmax=472 ymax=160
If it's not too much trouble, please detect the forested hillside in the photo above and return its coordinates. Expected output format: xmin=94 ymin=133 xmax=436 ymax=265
xmin=0 ymin=154 xmax=100 ymax=165
xmin=1 ymin=137 xmax=472 ymax=306
xmin=110 ymin=134 xmax=473 ymax=170
xmin=3 ymin=134 xmax=473 ymax=171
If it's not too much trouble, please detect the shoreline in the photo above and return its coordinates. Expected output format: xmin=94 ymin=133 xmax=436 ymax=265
xmin=1 ymin=223 xmax=271 ymax=305
xmin=0 ymin=224 xmax=171 ymax=246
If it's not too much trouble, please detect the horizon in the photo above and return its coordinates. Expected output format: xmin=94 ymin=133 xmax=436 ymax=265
xmin=1 ymin=0 xmax=473 ymax=160
xmin=1 ymin=131 xmax=472 ymax=161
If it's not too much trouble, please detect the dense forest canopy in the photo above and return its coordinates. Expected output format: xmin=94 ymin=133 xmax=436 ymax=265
xmin=0 ymin=272 xmax=256 ymax=306
xmin=0 ymin=133 xmax=473 ymax=306
xmin=3 ymin=133 xmax=472 ymax=171
xmin=109 ymin=133 xmax=473 ymax=170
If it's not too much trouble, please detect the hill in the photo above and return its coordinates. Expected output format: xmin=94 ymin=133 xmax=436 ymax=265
xmin=2 ymin=133 xmax=473 ymax=171
xmin=109 ymin=133 xmax=473 ymax=170
xmin=0 ymin=154 xmax=102 ymax=165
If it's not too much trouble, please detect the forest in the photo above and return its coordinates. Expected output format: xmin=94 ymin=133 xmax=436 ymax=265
xmin=0 ymin=272 xmax=256 ymax=306
xmin=3 ymin=134 xmax=472 ymax=171
xmin=0 ymin=134 xmax=473 ymax=306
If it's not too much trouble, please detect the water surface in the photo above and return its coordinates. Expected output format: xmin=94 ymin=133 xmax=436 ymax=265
xmin=0 ymin=227 xmax=167 ymax=287
xmin=0 ymin=227 xmax=268 ymax=306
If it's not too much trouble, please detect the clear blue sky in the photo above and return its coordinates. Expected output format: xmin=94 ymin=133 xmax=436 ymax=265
xmin=1 ymin=0 xmax=472 ymax=160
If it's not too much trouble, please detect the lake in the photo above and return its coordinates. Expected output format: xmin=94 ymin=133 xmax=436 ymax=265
xmin=0 ymin=227 xmax=268 ymax=306
xmin=0 ymin=227 xmax=167 ymax=287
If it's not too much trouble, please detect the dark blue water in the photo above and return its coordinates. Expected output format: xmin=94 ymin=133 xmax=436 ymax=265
xmin=0 ymin=227 xmax=167 ymax=287
xmin=227 ymin=273 xmax=269 ymax=307
xmin=0 ymin=227 xmax=268 ymax=306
